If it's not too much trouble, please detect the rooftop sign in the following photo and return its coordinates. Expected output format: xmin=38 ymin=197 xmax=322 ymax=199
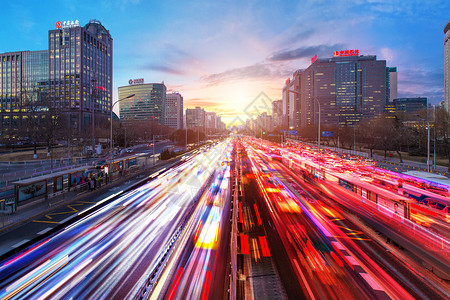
xmin=129 ymin=78 xmax=144 ymax=85
xmin=333 ymin=49 xmax=359 ymax=57
xmin=56 ymin=20 xmax=80 ymax=29
xmin=311 ymin=54 xmax=317 ymax=63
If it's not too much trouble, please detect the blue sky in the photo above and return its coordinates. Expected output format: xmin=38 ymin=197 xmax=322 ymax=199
xmin=1 ymin=0 xmax=449 ymax=124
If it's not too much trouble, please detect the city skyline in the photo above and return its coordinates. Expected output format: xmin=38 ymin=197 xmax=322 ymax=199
xmin=1 ymin=1 xmax=449 ymax=125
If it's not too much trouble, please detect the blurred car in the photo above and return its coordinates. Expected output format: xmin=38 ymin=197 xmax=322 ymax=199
xmin=96 ymin=160 xmax=107 ymax=169
xmin=127 ymin=148 xmax=133 ymax=153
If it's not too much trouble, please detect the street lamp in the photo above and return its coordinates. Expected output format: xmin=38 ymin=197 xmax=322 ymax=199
xmin=415 ymin=113 xmax=431 ymax=172
xmin=110 ymin=94 xmax=135 ymax=160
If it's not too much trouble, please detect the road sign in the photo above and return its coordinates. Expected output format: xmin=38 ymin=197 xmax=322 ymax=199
xmin=322 ymin=131 xmax=334 ymax=137
xmin=288 ymin=130 xmax=298 ymax=135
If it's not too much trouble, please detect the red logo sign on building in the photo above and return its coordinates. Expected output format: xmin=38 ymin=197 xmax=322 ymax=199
xmin=333 ymin=49 xmax=359 ymax=57
xmin=56 ymin=21 xmax=62 ymax=29
xmin=311 ymin=54 xmax=317 ymax=64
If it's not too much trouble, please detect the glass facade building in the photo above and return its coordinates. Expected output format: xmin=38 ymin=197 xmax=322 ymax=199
xmin=299 ymin=55 xmax=390 ymax=127
xmin=0 ymin=19 xmax=113 ymax=139
xmin=118 ymin=82 xmax=167 ymax=124
xmin=393 ymin=97 xmax=427 ymax=114
xmin=48 ymin=19 xmax=113 ymax=133
xmin=186 ymin=106 xmax=205 ymax=129
xmin=0 ymin=50 xmax=49 ymax=138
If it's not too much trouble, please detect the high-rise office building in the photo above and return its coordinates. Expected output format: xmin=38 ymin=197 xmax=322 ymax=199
xmin=0 ymin=19 xmax=113 ymax=139
xmin=118 ymin=81 xmax=167 ymax=124
xmin=387 ymin=67 xmax=397 ymax=102
xmin=186 ymin=106 xmax=205 ymax=129
xmin=299 ymin=52 xmax=392 ymax=127
xmin=271 ymin=99 xmax=283 ymax=128
xmin=205 ymin=111 xmax=217 ymax=129
xmin=445 ymin=21 xmax=450 ymax=112
xmin=165 ymin=92 xmax=183 ymax=129
xmin=393 ymin=97 xmax=427 ymax=114
xmin=48 ymin=19 xmax=112 ymax=133
xmin=282 ymin=71 xmax=302 ymax=129
xmin=0 ymin=50 xmax=49 ymax=138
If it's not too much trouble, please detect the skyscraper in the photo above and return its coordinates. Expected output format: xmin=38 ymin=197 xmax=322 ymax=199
xmin=118 ymin=81 xmax=167 ymax=124
xmin=165 ymin=92 xmax=183 ymax=129
xmin=0 ymin=50 xmax=49 ymax=139
xmin=48 ymin=19 xmax=113 ymax=134
xmin=271 ymin=99 xmax=283 ymax=128
xmin=299 ymin=52 xmax=392 ymax=126
xmin=186 ymin=106 xmax=205 ymax=129
xmin=387 ymin=67 xmax=397 ymax=102
xmin=445 ymin=21 xmax=450 ymax=112
xmin=0 ymin=19 xmax=113 ymax=141
xmin=205 ymin=111 xmax=217 ymax=129
xmin=282 ymin=72 xmax=301 ymax=129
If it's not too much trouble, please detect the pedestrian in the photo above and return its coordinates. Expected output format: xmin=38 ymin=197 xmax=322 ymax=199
xmin=89 ymin=178 xmax=94 ymax=191
xmin=93 ymin=177 xmax=97 ymax=189
xmin=105 ymin=172 xmax=109 ymax=184
xmin=98 ymin=174 xmax=102 ymax=188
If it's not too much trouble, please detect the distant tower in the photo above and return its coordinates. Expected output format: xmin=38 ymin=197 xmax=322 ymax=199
xmin=445 ymin=21 xmax=450 ymax=112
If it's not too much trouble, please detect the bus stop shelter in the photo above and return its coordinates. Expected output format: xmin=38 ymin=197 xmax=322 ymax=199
xmin=11 ymin=165 xmax=91 ymax=211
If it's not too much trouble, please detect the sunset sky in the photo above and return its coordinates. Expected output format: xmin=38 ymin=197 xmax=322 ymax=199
xmin=1 ymin=0 xmax=449 ymax=126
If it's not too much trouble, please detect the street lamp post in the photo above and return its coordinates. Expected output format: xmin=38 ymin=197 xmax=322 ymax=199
xmin=415 ymin=113 xmax=431 ymax=172
xmin=427 ymin=120 xmax=430 ymax=172
xmin=110 ymin=94 xmax=135 ymax=172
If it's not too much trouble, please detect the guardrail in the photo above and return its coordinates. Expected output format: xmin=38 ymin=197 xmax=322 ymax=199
xmin=134 ymin=171 xmax=217 ymax=299
xmin=229 ymin=155 xmax=239 ymax=300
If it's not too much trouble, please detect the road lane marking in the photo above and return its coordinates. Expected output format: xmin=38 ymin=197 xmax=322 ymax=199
xmin=360 ymin=273 xmax=383 ymax=291
xmin=37 ymin=227 xmax=53 ymax=235
xmin=345 ymin=255 xmax=359 ymax=266
xmin=33 ymin=220 xmax=59 ymax=224
xmin=331 ymin=241 xmax=345 ymax=250
xmin=59 ymin=215 xmax=76 ymax=224
xmin=11 ymin=239 xmax=30 ymax=248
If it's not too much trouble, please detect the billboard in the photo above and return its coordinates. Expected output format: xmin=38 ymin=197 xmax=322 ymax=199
xmin=18 ymin=180 xmax=47 ymax=203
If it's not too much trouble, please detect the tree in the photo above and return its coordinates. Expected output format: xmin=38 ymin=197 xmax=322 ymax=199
xmin=18 ymin=90 xmax=45 ymax=158
xmin=435 ymin=107 xmax=449 ymax=158
xmin=171 ymin=129 xmax=205 ymax=145
xmin=358 ymin=119 xmax=378 ymax=158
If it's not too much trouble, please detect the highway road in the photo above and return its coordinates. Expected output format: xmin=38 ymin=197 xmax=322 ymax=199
xmin=159 ymin=147 xmax=232 ymax=300
xmin=240 ymin=138 xmax=449 ymax=299
xmin=1 ymin=136 xmax=449 ymax=299
xmin=0 ymin=140 xmax=230 ymax=299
